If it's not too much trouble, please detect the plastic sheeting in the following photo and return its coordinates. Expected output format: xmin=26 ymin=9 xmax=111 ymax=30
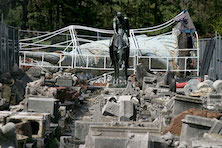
xmin=78 ymin=30 xmax=179 ymax=68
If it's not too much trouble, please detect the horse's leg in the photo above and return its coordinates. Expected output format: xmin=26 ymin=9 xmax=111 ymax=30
xmin=114 ymin=51 xmax=120 ymax=84
xmin=124 ymin=61 xmax=128 ymax=82
xmin=119 ymin=49 xmax=123 ymax=66
xmin=117 ymin=62 xmax=119 ymax=84
xmin=123 ymin=55 xmax=128 ymax=83
xmin=114 ymin=61 xmax=117 ymax=84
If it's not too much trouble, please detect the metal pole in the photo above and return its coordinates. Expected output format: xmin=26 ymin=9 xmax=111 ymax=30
xmin=104 ymin=56 xmax=106 ymax=69
xmin=166 ymin=58 xmax=169 ymax=71
xmin=195 ymin=31 xmax=200 ymax=76
xmin=215 ymin=32 xmax=218 ymax=79
xmin=97 ymin=32 xmax=100 ymax=41
xmin=59 ymin=54 xmax=62 ymax=67
xmin=87 ymin=55 xmax=89 ymax=68
xmin=42 ymin=53 xmax=44 ymax=66
xmin=149 ymin=58 xmax=151 ymax=70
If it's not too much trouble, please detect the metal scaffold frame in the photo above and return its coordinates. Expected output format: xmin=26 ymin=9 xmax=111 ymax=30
xmin=19 ymin=11 xmax=200 ymax=76
xmin=0 ymin=23 xmax=19 ymax=73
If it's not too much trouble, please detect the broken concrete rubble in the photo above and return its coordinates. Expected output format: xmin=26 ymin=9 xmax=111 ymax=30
xmin=122 ymin=79 xmax=140 ymax=96
xmin=27 ymin=79 xmax=57 ymax=97
xmin=136 ymin=64 xmax=157 ymax=87
xmin=163 ymin=108 xmax=222 ymax=136
xmin=2 ymin=63 xmax=222 ymax=147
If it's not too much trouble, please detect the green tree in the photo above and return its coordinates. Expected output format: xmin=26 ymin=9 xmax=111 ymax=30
xmin=1 ymin=0 xmax=222 ymax=37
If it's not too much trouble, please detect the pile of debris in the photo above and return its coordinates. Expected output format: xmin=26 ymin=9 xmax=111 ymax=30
xmin=1 ymin=65 xmax=222 ymax=148
xmin=0 ymin=69 xmax=88 ymax=147
xmin=65 ymin=65 xmax=222 ymax=148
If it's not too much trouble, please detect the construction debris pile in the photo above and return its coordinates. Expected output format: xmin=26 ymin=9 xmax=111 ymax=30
xmin=1 ymin=65 xmax=222 ymax=148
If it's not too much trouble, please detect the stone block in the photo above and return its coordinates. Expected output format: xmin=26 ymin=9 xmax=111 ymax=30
xmin=173 ymin=95 xmax=202 ymax=116
xmin=207 ymin=93 xmax=222 ymax=106
xmin=180 ymin=115 xmax=214 ymax=147
xmin=27 ymin=96 xmax=59 ymax=119
xmin=56 ymin=78 xmax=73 ymax=87
xmin=102 ymin=101 xmax=120 ymax=117
xmin=85 ymin=125 xmax=160 ymax=148
xmin=7 ymin=112 xmax=50 ymax=138
xmin=192 ymin=133 xmax=222 ymax=148
xmin=74 ymin=120 xmax=109 ymax=141
xmin=192 ymin=139 xmax=222 ymax=148
xmin=208 ymin=119 xmax=222 ymax=134
xmin=119 ymin=100 xmax=134 ymax=121
xmin=118 ymin=95 xmax=132 ymax=101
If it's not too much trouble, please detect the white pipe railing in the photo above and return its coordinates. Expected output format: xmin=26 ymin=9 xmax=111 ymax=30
xmin=19 ymin=11 xmax=200 ymax=76
xmin=19 ymin=48 xmax=199 ymax=74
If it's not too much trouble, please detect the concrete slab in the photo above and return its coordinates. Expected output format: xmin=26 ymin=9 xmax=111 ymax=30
xmin=75 ymin=120 xmax=110 ymax=141
xmin=56 ymin=78 xmax=73 ymax=87
xmin=85 ymin=125 xmax=160 ymax=148
xmin=119 ymin=100 xmax=134 ymax=121
xmin=207 ymin=93 xmax=222 ymax=106
xmin=102 ymin=101 xmax=120 ymax=117
xmin=27 ymin=96 xmax=59 ymax=119
xmin=180 ymin=115 xmax=214 ymax=147
xmin=173 ymin=95 xmax=202 ymax=116
xmin=7 ymin=112 xmax=50 ymax=138
xmin=208 ymin=119 xmax=222 ymax=134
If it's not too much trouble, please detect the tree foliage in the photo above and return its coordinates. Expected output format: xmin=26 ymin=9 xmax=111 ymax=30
xmin=0 ymin=0 xmax=222 ymax=36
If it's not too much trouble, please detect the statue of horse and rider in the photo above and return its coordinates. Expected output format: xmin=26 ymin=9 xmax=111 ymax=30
xmin=109 ymin=12 xmax=130 ymax=84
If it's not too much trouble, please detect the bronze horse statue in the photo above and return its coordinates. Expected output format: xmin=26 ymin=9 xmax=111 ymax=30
xmin=109 ymin=33 xmax=130 ymax=84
